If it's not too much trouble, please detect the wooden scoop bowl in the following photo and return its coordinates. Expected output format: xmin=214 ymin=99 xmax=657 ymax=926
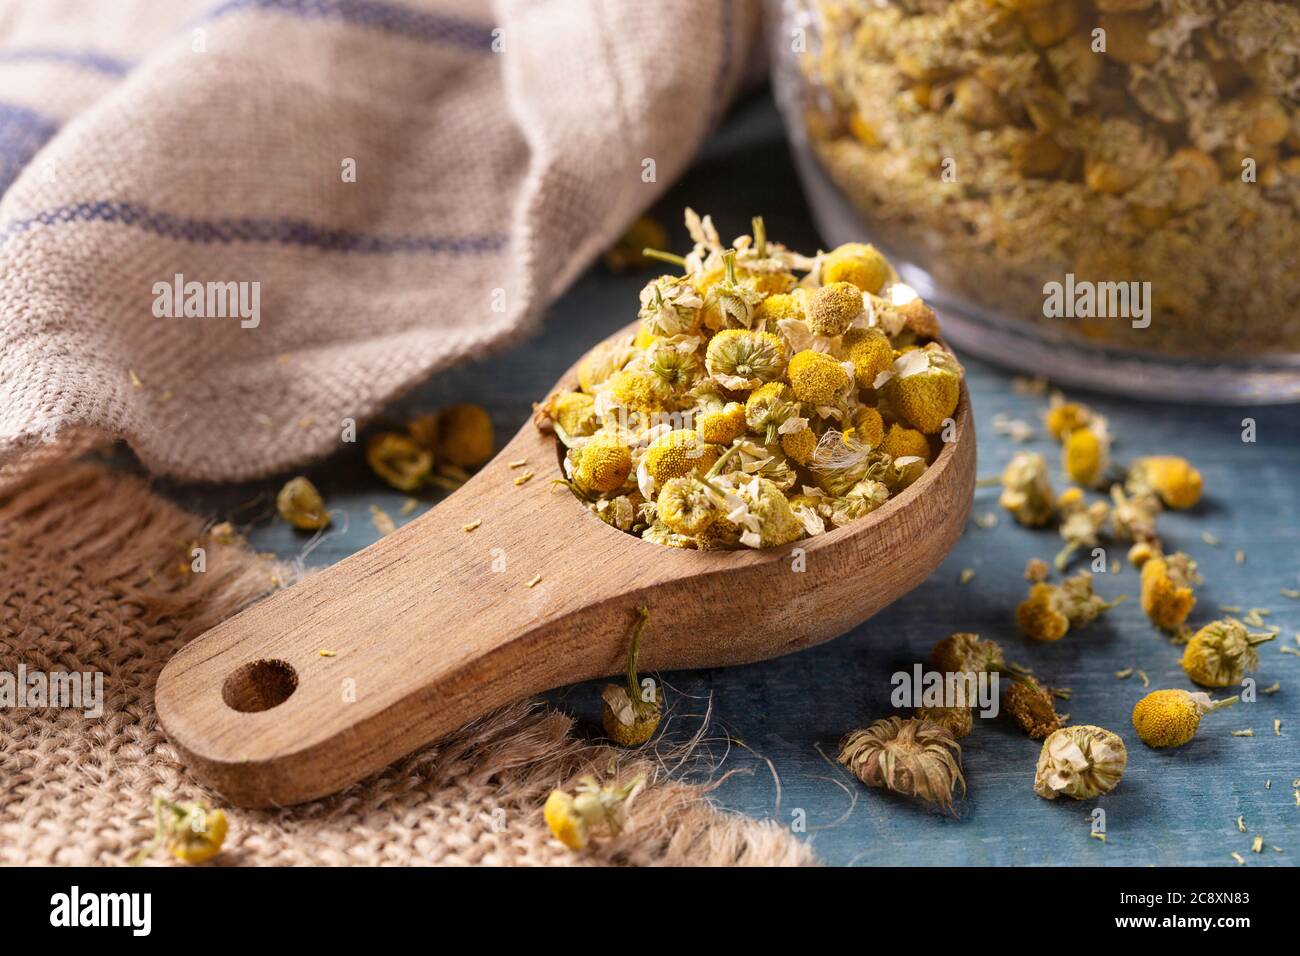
xmin=156 ymin=322 xmax=976 ymax=807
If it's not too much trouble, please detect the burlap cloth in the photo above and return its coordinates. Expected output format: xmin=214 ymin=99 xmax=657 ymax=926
xmin=0 ymin=463 xmax=814 ymax=865
xmin=0 ymin=0 xmax=761 ymax=482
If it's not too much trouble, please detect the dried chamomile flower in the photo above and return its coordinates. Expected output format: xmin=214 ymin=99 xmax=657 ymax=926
xmin=1126 ymin=456 xmax=1202 ymax=510
xmin=745 ymin=381 xmax=799 ymax=445
xmin=578 ymin=338 xmax=635 ymax=394
xmin=1018 ymin=571 xmax=1123 ymax=642
xmin=1062 ymin=420 xmax=1111 ymax=488
xmin=1004 ymin=675 xmax=1063 ymax=740
xmin=1132 ymin=689 xmax=1237 ymax=749
xmin=728 ymin=474 xmax=805 ymax=549
xmin=702 ymin=249 xmax=765 ymax=330
xmin=601 ymin=607 xmax=663 ymax=746
xmin=366 ymin=432 xmax=432 ymax=492
xmin=880 ymin=423 xmax=931 ymax=462
xmin=779 ymin=420 xmax=818 ymax=465
xmin=842 ymin=327 xmax=894 ymax=389
xmin=704 ymin=328 xmax=787 ymax=390
xmin=1025 ymin=557 xmax=1050 ymax=582
xmin=1139 ymin=550 xmax=1200 ymax=631
xmin=1054 ymin=487 xmax=1109 ymax=571
xmin=821 ymin=242 xmax=890 ymax=294
xmin=1034 ymin=726 xmax=1127 ymax=801
xmin=882 ymin=347 xmax=961 ymax=435
xmin=637 ymin=274 xmax=703 ymax=337
xmin=828 ymin=478 xmax=891 ymax=526
xmin=787 ymin=349 xmax=852 ymax=405
xmin=930 ymin=632 xmax=1005 ymax=676
xmin=996 ymin=451 xmax=1054 ymax=527
xmin=916 ymin=704 xmax=973 ymax=739
xmin=606 ymin=370 xmax=671 ymax=416
xmin=543 ymin=774 xmax=645 ymax=852
xmin=435 ymin=404 xmax=494 ymax=468
xmin=134 ymin=796 xmax=228 ymax=865
xmin=643 ymin=429 xmax=716 ymax=486
xmin=407 ymin=412 xmax=440 ymax=450
xmin=806 ymin=280 xmax=864 ymax=336
xmin=851 ymin=405 xmax=886 ymax=448
xmin=1127 ymin=539 xmax=1159 ymax=567
xmin=544 ymin=391 xmax=598 ymax=440
xmin=1109 ymin=483 xmax=1161 ymax=543
xmin=276 ymin=476 xmax=330 ymax=531
xmin=696 ymin=401 xmax=747 ymax=444
xmin=646 ymin=339 xmax=702 ymax=392
xmin=1044 ymin=394 xmax=1094 ymax=441
xmin=808 ymin=429 xmax=877 ymax=496
xmin=1181 ymin=617 xmax=1277 ymax=688
xmin=657 ymin=475 xmax=720 ymax=536
xmin=754 ymin=290 xmax=805 ymax=326
xmin=838 ymin=717 xmax=965 ymax=813
xmin=573 ymin=433 xmax=632 ymax=494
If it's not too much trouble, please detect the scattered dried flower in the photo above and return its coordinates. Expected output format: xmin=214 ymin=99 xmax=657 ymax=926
xmin=839 ymin=717 xmax=966 ymax=813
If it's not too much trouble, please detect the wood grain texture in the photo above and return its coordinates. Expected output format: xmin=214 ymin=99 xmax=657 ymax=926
xmin=155 ymin=323 xmax=975 ymax=808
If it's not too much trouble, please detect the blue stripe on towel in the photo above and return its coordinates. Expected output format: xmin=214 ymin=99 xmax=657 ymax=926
xmin=0 ymin=199 xmax=507 ymax=255
xmin=200 ymin=0 xmax=496 ymax=50
xmin=0 ymin=103 xmax=59 ymax=197
xmin=0 ymin=48 xmax=135 ymax=76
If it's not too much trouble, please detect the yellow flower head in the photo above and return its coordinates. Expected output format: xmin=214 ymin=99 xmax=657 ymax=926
xmin=366 ymin=432 xmax=433 ymax=492
xmin=544 ymin=775 xmax=644 ymax=852
xmin=753 ymin=291 xmax=804 ymax=326
xmin=169 ymin=807 xmax=228 ymax=864
xmin=822 ymin=242 xmax=890 ymax=294
xmin=842 ymin=327 xmax=894 ymax=389
xmin=886 ymin=364 xmax=960 ymax=435
xmin=780 ymin=422 xmax=818 ymax=465
xmin=1139 ymin=551 xmax=1199 ymax=631
xmin=745 ymin=381 xmax=798 ymax=444
xmin=788 ymin=349 xmax=851 ymax=405
xmin=696 ymin=401 xmax=747 ymax=444
xmin=435 ymin=404 xmax=495 ymax=468
xmin=806 ymin=281 xmax=864 ymax=336
xmin=276 ymin=477 xmax=330 ymax=531
xmin=704 ymin=328 xmax=787 ymax=390
xmin=852 ymin=405 xmax=886 ymax=448
xmin=644 ymin=429 xmax=716 ymax=485
xmin=997 ymin=450 xmax=1054 ymax=527
xmin=880 ymin=422 xmax=930 ymax=462
xmin=574 ymin=433 xmax=632 ymax=493
xmin=546 ymin=391 xmax=598 ymax=439
xmin=1062 ymin=423 xmax=1110 ymax=487
xmin=1132 ymin=689 xmax=1237 ymax=748
xmin=1126 ymin=456 xmax=1202 ymax=510
xmin=734 ymin=475 xmax=805 ymax=548
xmin=657 ymin=475 xmax=718 ymax=536
xmin=578 ymin=339 xmax=634 ymax=393
xmin=543 ymin=790 xmax=588 ymax=851
xmin=1017 ymin=583 xmax=1070 ymax=642
xmin=608 ymin=370 xmax=671 ymax=415
xmin=1181 ymin=617 xmax=1275 ymax=688
xmin=1044 ymin=396 xmax=1093 ymax=441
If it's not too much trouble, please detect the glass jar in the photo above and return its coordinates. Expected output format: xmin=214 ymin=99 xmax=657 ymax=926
xmin=771 ymin=0 xmax=1300 ymax=402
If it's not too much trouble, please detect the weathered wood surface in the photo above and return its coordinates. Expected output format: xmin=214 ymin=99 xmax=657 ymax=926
xmin=158 ymin=95 xmax=1299 ymax=863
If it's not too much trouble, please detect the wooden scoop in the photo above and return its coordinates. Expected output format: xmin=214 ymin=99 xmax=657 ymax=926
xmin=156 ymin=322 xmax=976 ymax=807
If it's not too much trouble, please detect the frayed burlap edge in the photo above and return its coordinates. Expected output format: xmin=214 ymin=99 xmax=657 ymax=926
xmin=0 ymin=463 xmax=816 ymax=866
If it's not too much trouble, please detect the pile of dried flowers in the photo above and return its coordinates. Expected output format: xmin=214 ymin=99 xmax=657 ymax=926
xmin=537 ymin=209 xmax=964 ymax=550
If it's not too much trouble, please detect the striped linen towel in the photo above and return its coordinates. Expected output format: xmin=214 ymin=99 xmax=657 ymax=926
xmin=0 ymin=0 xmax=760 ymax=482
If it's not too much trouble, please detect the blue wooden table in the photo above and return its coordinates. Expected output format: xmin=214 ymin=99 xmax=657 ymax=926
xmin=160 ymin=93 xmax=1300 ymax=866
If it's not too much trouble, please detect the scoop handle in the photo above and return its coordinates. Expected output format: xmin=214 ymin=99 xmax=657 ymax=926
xmin=155 ymin=422 xmax=637 ymax=807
